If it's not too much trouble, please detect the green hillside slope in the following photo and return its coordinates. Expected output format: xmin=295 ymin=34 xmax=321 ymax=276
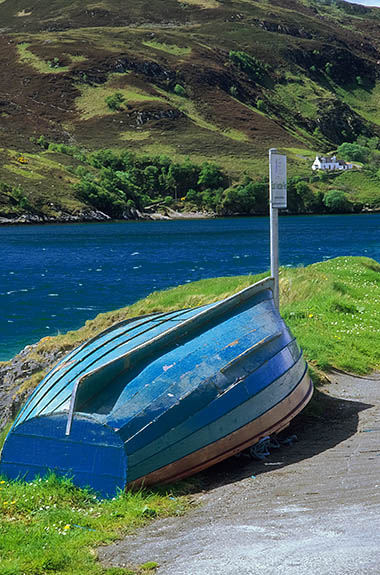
xmin=1 ymin=0 xmax=380 ymax=221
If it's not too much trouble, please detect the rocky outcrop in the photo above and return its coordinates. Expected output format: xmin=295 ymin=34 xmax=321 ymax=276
xmin=252 ymin=19 xmax=312 ymax=39
xmin=0 ymin=205 xmax=203 ymax=225
xmin=0 ymin=207 xmax=111 ymax=225
xmin=316 ymin=99 xmax=370 ymax=145
xmin=134 ymin=106 xmax=181 ymax=126
xmin=0 ymin=344 xmax=67 ymax=430
xmin=73 ymin=55 xmax=176 ymax=88
xmin=288 ymin=45 xmax=377 ymax=84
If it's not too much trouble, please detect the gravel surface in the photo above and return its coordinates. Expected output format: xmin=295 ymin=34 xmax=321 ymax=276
xmin=99 ymin=372 xmax=380 ymax=575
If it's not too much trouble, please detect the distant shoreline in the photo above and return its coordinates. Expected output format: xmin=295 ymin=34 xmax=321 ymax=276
xmin=1 ymin=207 xmax=379 ymax=226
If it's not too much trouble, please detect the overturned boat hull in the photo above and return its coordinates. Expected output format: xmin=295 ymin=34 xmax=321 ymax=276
xmin=0 ymin=277 xmax=312 ymax=497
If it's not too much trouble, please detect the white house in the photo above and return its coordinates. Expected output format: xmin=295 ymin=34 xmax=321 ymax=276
xmin=312 ymin=155 xmax=353 ymax=171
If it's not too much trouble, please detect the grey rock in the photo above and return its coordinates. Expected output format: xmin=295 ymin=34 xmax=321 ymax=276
xmin=0 ymin=344 xmax=68 ymax=430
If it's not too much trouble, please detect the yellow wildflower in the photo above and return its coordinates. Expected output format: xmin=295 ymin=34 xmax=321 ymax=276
xmin=63 ymin=524 xmax=71 ymax=531
xmin=308 ymin=314 xmax=313 ymax=318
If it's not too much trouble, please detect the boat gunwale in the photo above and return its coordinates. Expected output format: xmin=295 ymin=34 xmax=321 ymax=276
xmin=14 ymin=308 xmax=201 ymax=428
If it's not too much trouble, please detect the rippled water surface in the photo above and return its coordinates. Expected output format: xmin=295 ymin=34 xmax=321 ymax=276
xmin=1 ymin=214 xmax=379 ymax=360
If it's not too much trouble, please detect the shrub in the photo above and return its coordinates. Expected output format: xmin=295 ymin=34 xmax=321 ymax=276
xmin=325 ymin=62 xmax=333 ymax=76
xmin=47 ymin=57 xmax=61 ymax=69
xmin=105 ymin=92 xmax=125 ymax=111
xmin=10 ymin=185 xmax=31 ymax=210
xmin=256 ymin=99 xmax=265 ymax=111
xmin=164 ymin=195 xmax=174 ymax=206
xmin=229 ymin=50 xmax=267 ymax=82
xmin=229 ymin=85 xmax=238 ymax=98
xmin=36 ymin=135 xmax=49 ymax=149
xmin=174 ymin=83 xmax=186 ymax=97
xmin=185 ymin=189 xmax=200 ymax=204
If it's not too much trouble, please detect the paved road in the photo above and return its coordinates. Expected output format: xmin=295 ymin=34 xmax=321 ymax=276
xmin=99 ymin=372 xmax=380 ymax=575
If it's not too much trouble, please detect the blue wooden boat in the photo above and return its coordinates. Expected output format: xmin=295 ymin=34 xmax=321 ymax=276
xmin=0 ymin=277 xmax=312 ymax=497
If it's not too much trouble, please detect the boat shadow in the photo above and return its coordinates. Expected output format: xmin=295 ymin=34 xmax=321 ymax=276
xmin=194 ymin=388 xmax=373 ymax=492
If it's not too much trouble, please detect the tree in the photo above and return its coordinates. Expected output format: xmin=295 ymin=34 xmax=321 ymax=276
xmin=323 ymin=189 xmax=351 ymax=213
xmin=197 ymin=162 xmax=224 ymax=190
xmin=337 ymin=142 xmax=369 ymax=163
xmin=220 ymin=181 xmax=256 ymax=215
xmin=89 ymin=149 xmax=126 ymax=171
xmin=168 ymin=159 xmax=200 ymax=198
xmin=142 ymin=165 xmax=160 ymax=197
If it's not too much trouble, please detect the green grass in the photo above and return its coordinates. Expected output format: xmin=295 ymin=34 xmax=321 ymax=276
xmin=120 ymin=131 xmax=151 ymax=142
xmin=4 ymin=163 xmax=44 ymax=180
xmin=335 ymin=81 xmax=380 ymax=126
xmin=280 ymin=256 xmax=380 ymax=374
xmin=270 ymin=75 xmax=326 ymax=120
xmin=67 ymin=54 xmax=87 ymax=64
xmin=76 ymin=80 xmax=163 ymax=120
xmin=221 ymin=128 xmax=250 ymax=142
xmin=327 ymin=169 xmax=380 ymax=207
xmin=142 ymin=40 xmax=191 ymax=56
xmin=0 ymin=473 xmax=188 ymax=575
xmin=16 ymin=43 xmax=69 ymax=74
xmin=158 ymin=89 xmax=220 ymax=132
xmin=177 ymin=0 xmax=220 ymax=7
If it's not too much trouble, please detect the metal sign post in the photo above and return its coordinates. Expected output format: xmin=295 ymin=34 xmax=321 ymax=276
xmin=269 ymin=148 xmax=287 ymax=309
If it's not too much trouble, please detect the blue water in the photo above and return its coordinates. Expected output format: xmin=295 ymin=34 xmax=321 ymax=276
xmin=1 ymin=214 xmax=379 ymax=361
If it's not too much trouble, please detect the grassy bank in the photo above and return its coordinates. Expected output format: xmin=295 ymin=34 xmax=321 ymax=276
xmin=0 ymin=474 xmax=189 ymax=575
xmin=1 ymin=256 xmax=380 ymax=574
xmin=28 ymin=255 xmax=380 ymax=379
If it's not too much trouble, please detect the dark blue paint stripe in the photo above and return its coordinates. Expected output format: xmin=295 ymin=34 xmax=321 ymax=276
xmin=126 ymin=347 xmax=303 ymax=467
xmin=127 ymin=359 xmax=307 ymax=481
xmin=120 ymin=336 xmax=297 ymax=451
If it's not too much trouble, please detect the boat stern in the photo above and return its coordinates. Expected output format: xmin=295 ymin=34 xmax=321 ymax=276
xmin=0 ymin=414 xmax=127 ymax=498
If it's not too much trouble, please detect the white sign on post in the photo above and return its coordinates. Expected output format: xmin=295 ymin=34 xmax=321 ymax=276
xmin=270 ymin=151 xmax=287 ymax=209
xmin=269 ymin=148 xmax=287 ymax=310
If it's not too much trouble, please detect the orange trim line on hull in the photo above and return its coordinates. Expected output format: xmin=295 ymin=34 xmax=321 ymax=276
xmin=129 ymin=373 xmax=313 ymax=488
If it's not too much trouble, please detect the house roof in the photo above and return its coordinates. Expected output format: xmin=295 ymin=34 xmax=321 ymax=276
xmin=315 ymin=156 xmax=349 ymax=165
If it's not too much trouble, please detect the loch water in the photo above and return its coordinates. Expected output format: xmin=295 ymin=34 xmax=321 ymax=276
xmin=1 ymin=214 xmax=379 ymax=361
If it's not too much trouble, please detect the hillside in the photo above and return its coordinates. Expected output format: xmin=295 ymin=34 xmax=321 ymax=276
xmin=1 ymin=0 xmax=380 ymax=221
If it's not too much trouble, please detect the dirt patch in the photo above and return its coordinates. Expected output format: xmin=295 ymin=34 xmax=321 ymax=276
xmin=99 ymin=372 xmax=380 ymax=574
